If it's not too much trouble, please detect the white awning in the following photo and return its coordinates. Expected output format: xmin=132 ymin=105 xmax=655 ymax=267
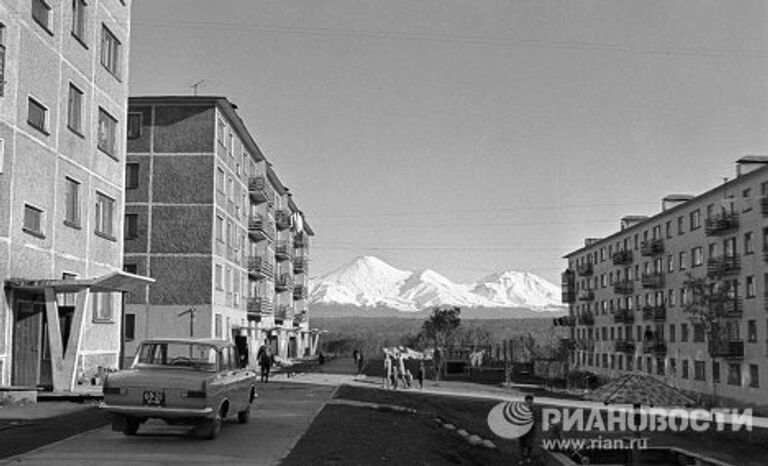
xmin=6 ymin=271 xmax=154 ymax=293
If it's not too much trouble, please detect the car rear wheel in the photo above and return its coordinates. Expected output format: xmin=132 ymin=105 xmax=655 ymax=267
xmin=237 ymin=404 xmax=250 ymax=424
xmin=123 ymin=417 xmax=140 ymax=436
xmin=197 ymin=410 xmax=223 ymax=440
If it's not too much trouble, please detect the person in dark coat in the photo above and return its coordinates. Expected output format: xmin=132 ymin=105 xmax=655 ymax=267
xmin=257 ymin=343 xmax=274 ymax=383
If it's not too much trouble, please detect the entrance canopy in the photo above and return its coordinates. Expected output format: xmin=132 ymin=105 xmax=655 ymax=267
xmin=6 ymin=271 xmax=155 ymax=293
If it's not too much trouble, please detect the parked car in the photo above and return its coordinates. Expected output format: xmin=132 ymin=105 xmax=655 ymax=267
xmin=100 ymin=338 xmax=257 ymax=439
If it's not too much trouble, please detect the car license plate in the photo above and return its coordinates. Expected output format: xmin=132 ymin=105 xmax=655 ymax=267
xmin=143 ymin=391 xmax=165 ymax=407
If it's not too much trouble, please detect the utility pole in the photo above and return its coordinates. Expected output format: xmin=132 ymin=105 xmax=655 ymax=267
xmin=178 ymin=307 xmax=196 ymax=337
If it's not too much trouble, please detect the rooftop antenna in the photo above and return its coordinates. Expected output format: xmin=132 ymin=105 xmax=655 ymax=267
xmin=189 ymin=79 xmax=207 ymax=96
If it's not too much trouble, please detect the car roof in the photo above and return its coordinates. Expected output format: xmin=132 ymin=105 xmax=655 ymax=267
xmin=139 ymin=338 xmax=232 ymax=350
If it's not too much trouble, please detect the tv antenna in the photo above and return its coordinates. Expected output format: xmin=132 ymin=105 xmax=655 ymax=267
xmin=189 ymin=79 xmax=207 ymax=96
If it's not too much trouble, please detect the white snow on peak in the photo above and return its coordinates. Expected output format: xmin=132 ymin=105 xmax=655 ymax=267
xmin=309 ymin=256 xmax=563 ymax=312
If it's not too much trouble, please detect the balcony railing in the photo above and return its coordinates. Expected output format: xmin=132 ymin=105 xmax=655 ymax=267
xmin=577 ymin=312 xmax=595 ymax=326
xmin=708 ymin=340 xmax=744 ymax=359
xmin=707 ymin=255 xmax=740 ymax=277
xmin=274 ymin=304 xmax=292 ymax=320
xmin=614 ymin=309 xmax=635 ymax=324
xmin=294 ymin=232 xmax=310 ymax=249
xmin=710 ymin=297 xmax=742 ymax=317
xmin=275 ymin=274 xmax=294 ymax=291
xmin=761 ymin=196 xmax=768 ymax=216
xmin=576 ymin=263 xmax=594 ymax=276
xmin=248 ymin=176 xmax=275 ymax=206
xmin=275 ymin=241 xmax=293 ymax=262
xmin=293 ymin=257 xmax=309 ymax=274
xmin=640 ymin=239 xmax=664 ymax=256
xmin=641 ymin=272 xmax=665 ymax=289
xmin=553 ymin=316 xmax=576 ymax=327
xmin=275 ymin=210 xmax=292 ymax=230
xmin=248 ymin=214 xmax=276 ymax=242
xmin=293 ymin=285 xmax=308 ymax=300
xmin=615 ymin=340 xmax=636 ymax=353
xmin=562 ymin=291 xmax=576 ymax=304
xmin=246 ymin=297 xmax=273 ymax=317
xmin=247 ymin=256 xmax=273 ymax=279
xmin=577 ymin=290 xmax=595 ymax=302
xmin=646 ymin=340 xmax=667 ymax=355
xmin=614 ymin=279 xmax=633 ymax=295
xmin=612 ymin=249 xmax=633 ymax=265
xmin=576 ymin=340 xmax=595 ymax=351
xmin=642 ymin=305 xmax=666 ymax=322
xmin=705 ymin=212 xmax=739 ymax=236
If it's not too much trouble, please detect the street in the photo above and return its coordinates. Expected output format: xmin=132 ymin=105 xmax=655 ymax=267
xmin=0 ymin=382 xmax=335 ymax=466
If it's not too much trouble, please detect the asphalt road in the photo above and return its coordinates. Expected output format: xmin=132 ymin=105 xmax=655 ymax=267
xmin=0 ymin=382 xmax=336 ymax=466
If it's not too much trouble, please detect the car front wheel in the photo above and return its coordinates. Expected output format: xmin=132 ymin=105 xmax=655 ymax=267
xmin=237 ymin=405 xmax=250 ymax=424
xmin=197 ymin=412 xmax=222 ymax=440
xmin=123 ymin=417 xmax=140 ymax=436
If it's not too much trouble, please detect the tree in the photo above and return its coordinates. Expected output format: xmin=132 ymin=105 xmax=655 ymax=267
xmin=421 ymin=306 xmax=462 ymax=381
xmin=682 ymin=272 xmax=736 ymax=406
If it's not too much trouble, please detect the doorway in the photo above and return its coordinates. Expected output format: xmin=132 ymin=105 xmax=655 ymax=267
xmin=12 ymin=300 xmax=46 ymax=387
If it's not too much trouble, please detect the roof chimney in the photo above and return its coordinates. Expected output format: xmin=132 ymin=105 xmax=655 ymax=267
xmin=736 ymin=155 xmax=768 ymax=177
xmin=620 ymin=216 xmax=648 ymax=230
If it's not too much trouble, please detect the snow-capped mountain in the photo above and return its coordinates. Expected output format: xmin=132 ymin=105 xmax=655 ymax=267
xmin=309 ymin=256 xmax=563 ymax=312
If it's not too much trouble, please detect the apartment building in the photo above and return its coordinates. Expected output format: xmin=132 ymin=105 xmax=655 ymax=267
xmin=562 ymin=157 xmax=768 ymax=408
xmin=123 ymin=96 xmax=315 ymax=367
xmin=0 ymin=0 xmax=153 ymax=392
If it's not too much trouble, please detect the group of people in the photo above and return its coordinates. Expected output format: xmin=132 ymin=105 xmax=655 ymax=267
xmin=383 ymin=349 xmax=425 ymax=390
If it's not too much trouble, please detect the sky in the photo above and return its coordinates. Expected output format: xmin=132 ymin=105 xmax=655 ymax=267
xmin=128 ymin=0 xmax=768 ymax=285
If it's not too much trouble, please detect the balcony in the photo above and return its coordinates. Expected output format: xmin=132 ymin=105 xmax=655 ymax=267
xmin=577 ymin=312 xmax=595 ymax=326
xmin=612 ymin=249 xmax=633 ymax=265
xmin=247 ymin=256 xmax=273 ymax=279
xmin=293 ymin=285 xmax=308 ymax=300
xmin=712 ymin=297 xmax=742 ymax=317
xmin=294 ymin=232 xmax=310 ymax=249
xmin=248 ymin=214 xmax=276 ymax=242
xmin=577 ymin=290 xmax=595 ymax=302
xmin=707 ymin=255 xmax=740 ymax=277
xmin=553 ymin=316 xmax=576 ymax=327
xmin=293 ymin=256 xmax=309 ymax=274
xmin=705 ymin=212 xmax=739 ymax=236
xmin=275 ymin=241 xmax=293 ymax=262
xmin=294 ymin=310 xmax=308 ymax=325
xmin=275 ymin=210 xmax=292 ymax=230
xmin=561 ymin=270 xmax=576 ymax=304
xmin=642 ymin=305 xmax=666 ymax=322
xmin=275 ymin=274 xmax=294 ymax=292
xmin=248 ymin=176 xmax=275 ymax=205
xmin=644 ymin=340 xmax=667 ymax=355
xmin=761 ymin=196 xmax=768 ymax=216
xmin=708 ymin=340 xmax=744 ymax=359
xmin=640 ymin=239 xmax=664 ymax=257
xmin=246 ymin=297 xmax=273 ymax=318
xmin=576 ymin=262 xmax=593 ymax=276
xmin=576 ymin=340 xmax=595 ymax=351
xmin=615 ymin=340 xmax=636 ymax=353
xmin=274 ymin=304 xmax=292 ymax=321
xmin=641 ymin=272 xmax=665 ymax=289
xmin=614 ymin=279 xmax=633 ymax=295
xmin=614 ymin=309 xmax=635 ymax=324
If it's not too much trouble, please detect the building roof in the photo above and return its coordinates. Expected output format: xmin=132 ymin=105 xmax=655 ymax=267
xmin=563 ymin=161 xmax=768 ymax=259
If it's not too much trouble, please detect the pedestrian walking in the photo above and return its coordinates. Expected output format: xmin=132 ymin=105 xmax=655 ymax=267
xmin=356 ymin=350 xmax=365 ymax=379
xmin=518 ymin=395 xmax=537 ymax=465
xmin=352 ymin=348 xmax=360 ymax=367
xmin=417 ymin=361 xmax=425 ymax=389
xmin=383 ymin=354 xmax=393 ymax=389
xmin=257 ymin=343 xmax=274 ymax=383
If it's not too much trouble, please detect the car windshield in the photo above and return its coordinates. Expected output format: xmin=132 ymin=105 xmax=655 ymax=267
xmin=134 ymin=342 xmax=217 ymax=371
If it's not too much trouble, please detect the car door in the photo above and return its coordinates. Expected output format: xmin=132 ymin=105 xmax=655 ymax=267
xmin=228 ymin=345 xmax=255 ymax=408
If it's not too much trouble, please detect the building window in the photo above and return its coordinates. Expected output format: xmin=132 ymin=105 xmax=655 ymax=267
xmin=749 ymin=364 xmax=759 ymax=388
xmin=666 ymin=255 xmax=674 ymax=273
xmin=58 ymin=272 xmax=78 ymax=308
xmin=669 ymin=324 xmax=676 ymax=342
xmin=216 ymin=167 xmax=225 ymax=192
xmin=71 ymin=0 xmax=87 ymax=43
xmin=64 ymin=177 xmax=80 ymax=227
xmin=691 ymin=247 xmax=703 ymax=267
xmin=23 ymin=204 xmax=44 ymax=237
xmin=27 ymin=97 xmax=48 ymax=133
xmin=125 ymin=213 xmax=138 ymax=239
xmin=32 ymin=0 xmax=52 ymax=33
xmin=126 ymin=163 xmax=139 ymax=189
xmin=216 ymin=215 xmax=223 ymax=242
xmin=681 ymin=323 xmax=689 ymax=342
xmin=215 ymin=314 xmax=222 ymax=339
xmin=747 ymin=320 xmax=757 ymax=342
xmin=682 ymin=360 xmax=689 ymax=379
xmin=217 ymin=119 xmax=225 ymax=146
xmin=98 ymin=108 xmax=118 ymax=157
xmin=746 ymin=276 xmax=755 ymax=298
xmin=727 ymin=363 xmax=741 ymax=386
xmin=694 ymin=361 xmax=706 ymax=381
xmin=667 ymin=289 xmax=675 ymax=307
xmin=124 ymin=313 xmax=136 ymax=341
xmin=127 ymin=112 xmax=142 ymax=139
xmin=94 ymin=192 xmax=115 ymax=239
xmin=744 ymin=231 xmax=754 ymax=255
xmin=100 ymin=25 xmax=121 ymax=77
xmin=665 ymin=221 xmax=671 ymax=239
xmin=693 ymin=324 xmax=705 ymax=342
xmin=677 ymin=216 xmax=684 ymax=235
xmin=215 ymin=264 xmax=223 ymax=290
xmin=123 ymin=263 xmax=138 ymax=274
xmin=67 ymin=84 xmax=83 ymax=135
xmin=690 ymin=209 xmax=701 ymax=230
xmin=92 ymin=292 xmax=114 ymax=322
xmin=713 ymin=361 xmax=720 ymax=384
xmin=678 ymin=251 xmax=686 ymax=270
